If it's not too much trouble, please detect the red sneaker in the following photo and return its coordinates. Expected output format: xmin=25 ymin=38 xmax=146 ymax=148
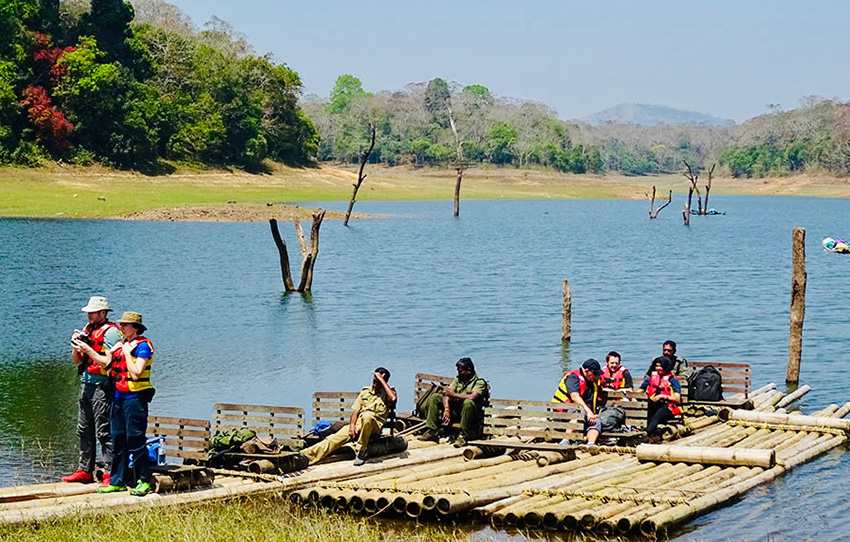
xmin=61 ymin=470 xmax=94 ymax=484
xmin=101 ymin=471 xmax=111 ymax=487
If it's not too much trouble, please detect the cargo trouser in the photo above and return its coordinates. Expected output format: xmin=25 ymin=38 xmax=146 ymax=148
xmin=301 ymin=412 xmax=382 ymax=465
xmin=77 ymin=382 xmax=113 ymax=473
xmin=424 ymin=393 xmax=482 ymax=439
xmin=110 ymin=393 xmax=150 ymax=487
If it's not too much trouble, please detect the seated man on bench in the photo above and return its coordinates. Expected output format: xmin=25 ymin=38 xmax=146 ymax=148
xmin=551 ymin=359 xmax=606 ymax=445
xmin=300 ymin=367 xmax=396 ymax=466
xmin=420 ymin=357 xmax=489 ymax=446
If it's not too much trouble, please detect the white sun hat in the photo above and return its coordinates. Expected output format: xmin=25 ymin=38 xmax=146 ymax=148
xmin=81 ymin=296 xmax=111 ymax=313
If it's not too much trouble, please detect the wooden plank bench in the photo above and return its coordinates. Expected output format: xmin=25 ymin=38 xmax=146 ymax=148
xmin=414 ymin=372 xmax=455 ymax=405
xmin=213 ymin=402 xmax=305 ymax=442
xmin=681 ymin=361 xmax=752 ymax=405
xmin=147 ymin=415 xmax=211 ymax=463
xmin=312 ymin=392 xmax=362 ymax=424
xmin=482 ymin=392 xmax=648 ymax=444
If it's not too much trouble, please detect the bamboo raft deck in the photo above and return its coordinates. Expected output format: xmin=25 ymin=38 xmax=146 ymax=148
xmin=1 ymin=381 xmax=847 ymax=539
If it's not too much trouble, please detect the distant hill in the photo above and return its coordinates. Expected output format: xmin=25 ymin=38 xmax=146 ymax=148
xmin=582 ymin=103 xmax=734 ymax=127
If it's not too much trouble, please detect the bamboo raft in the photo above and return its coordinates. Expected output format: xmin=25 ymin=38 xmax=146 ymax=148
xmin=1 ymin=381 xmax=847 ymax=539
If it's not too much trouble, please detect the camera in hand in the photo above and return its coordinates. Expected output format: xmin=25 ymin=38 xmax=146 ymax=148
xmin=73 ymin=332 xmax=92 ymax=346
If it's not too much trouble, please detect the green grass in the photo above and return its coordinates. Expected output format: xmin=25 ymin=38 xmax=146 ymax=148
xmin=1 ymin=163 xmax=847 ymax=219
xmin=0 ymin=496 xmax=485 ymax=542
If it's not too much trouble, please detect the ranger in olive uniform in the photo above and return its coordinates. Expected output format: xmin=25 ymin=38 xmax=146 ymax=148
xmin=421 ymin=357 xmax=489 ymax=446
xmin=300 ymin=368 xmax=397 ymax=466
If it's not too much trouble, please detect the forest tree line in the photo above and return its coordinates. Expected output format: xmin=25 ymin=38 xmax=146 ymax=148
xmin=1 ymin=0 xmax=849 ymax=178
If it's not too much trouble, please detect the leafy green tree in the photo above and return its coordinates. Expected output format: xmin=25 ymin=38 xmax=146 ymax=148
xmin=328 ymin=73 xmax=365 ymax=114
xmin=487 ymin=122 xmax=518 ymax=164
xmin=423 ymin=77 xmax=451 ymax=127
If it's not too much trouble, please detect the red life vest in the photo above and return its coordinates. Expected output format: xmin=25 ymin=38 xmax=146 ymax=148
xmin=110 ymin=336 xmax=155 ymax=393
xmin=646 ymin=373 xmax=682 ymax=416
xmin=602 ymin=366 xmax=627 ymax=389
xmin=81 ymin=321 xmax=118 ymax=377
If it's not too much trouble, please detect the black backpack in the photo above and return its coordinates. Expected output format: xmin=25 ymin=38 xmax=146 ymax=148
xmin=688 ymin=366 xmax=723 ymax=401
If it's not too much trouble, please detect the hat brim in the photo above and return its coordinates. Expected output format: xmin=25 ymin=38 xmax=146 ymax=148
xmin=81 ymin=306 xmax=111 ymax=313
xmin=117 ymin=321 xmax=147 ymax=333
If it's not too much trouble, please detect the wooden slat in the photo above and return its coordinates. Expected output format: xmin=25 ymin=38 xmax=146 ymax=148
xmin=160 ymin=436 xmax=207 ymax=449
xmin=312 ymin=392 xmax=360 ymax=400
xmin=214 ymin=425 xmax=302 ymax=436
xmin=147 ymin=416 xmax=210 ymax=428
xmin=215 ymin=414 xmax=303 ymax=425
xmin=689 ymin=361 xmax=751 ymax=369
xmin=213 ymin=403 xmax=304 ymax=415
xmin=147 ymin=426 xmax=210 ymax=439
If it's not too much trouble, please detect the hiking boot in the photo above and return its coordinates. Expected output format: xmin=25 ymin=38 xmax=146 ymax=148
xmin=96 ymin=484 xmax=127 ymax=494
xmin=452 ymin=434 xmax=468 ymax=448
xmin=61 ymin=470 xmax=93 ymax=484
xmin=353 ymin=453 xmax=367 ymax=467
xmin=418 ymin=430 xmax=439 ymax=442
xmin=130 ymin=480 xmax=154 ymax=497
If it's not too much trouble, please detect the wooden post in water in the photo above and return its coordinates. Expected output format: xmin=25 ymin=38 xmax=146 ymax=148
xmin=561 ymin=279 xmax=571 ymax=342
xmin=786 ymin=226 xmax=807 ymax=384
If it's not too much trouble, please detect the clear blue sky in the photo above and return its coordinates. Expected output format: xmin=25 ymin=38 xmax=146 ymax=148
xmin=169 ymin=0 xmax=850 ymax=122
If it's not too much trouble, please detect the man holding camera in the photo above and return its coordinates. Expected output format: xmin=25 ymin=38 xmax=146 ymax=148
xmin=62 ymin=296 xmax=121 ymax=485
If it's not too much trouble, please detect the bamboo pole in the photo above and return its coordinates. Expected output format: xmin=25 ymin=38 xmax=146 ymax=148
xmin=774 ymin=384 xmax=812 ymax=409
xmin=636 ymin=444 xmax=775 ymax=468
xmin=718 ymin=409 xmax=850 ymax=432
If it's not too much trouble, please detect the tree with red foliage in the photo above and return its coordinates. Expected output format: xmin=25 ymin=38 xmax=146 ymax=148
xmin=20 ymin=85 xmax=74 ymax=153
xmin=31 ymin=32 xmax=75 ymax=85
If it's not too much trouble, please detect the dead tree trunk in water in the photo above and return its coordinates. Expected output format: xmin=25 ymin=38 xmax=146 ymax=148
xmin=647 ymin=186 xmax=672 ymax=219
xmin=448 ymin=105 xmax=464 ymax=218
xmin=269 ymin=219 xmax=295 ymax=291
xmin=344 ymin=124 xmax=376 ymax=227
xmin=561 ymin=279 xmax=572 ymax=342
xmin=683 ymin=161 xmax=703 ymax=215
xmin=703 ymin=163 xmax=716 ymax=214
xmin=268 ymin=209 xmax=326 ymax=293
xmin=786 ymin=226 xmax=807 ymax=384
xmin=683 ymin=187 xmax=693 ymax=226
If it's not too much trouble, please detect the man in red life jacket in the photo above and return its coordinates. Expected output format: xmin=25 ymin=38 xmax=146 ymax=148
xmin=640 ymin=356 xmax=683 ymax=437
xmin=62 ymin=296 xmax=121 ymax=485
xmin=551 ymin=359 xmax=605 ymax=444
xmin=601 ymin=351 xmax=634 ymax=390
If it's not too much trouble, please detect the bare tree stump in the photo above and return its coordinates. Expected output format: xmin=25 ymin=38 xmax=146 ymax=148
xmin=786 ymin=226 xmax=807 ymax=384
xmin=647 ymin=186 xmax=672 ymax=219
xmin=703 ymin=163 xmax=716 ymax=214
xmin=269 ymin=219 xmax=295 ymax=291
xmin=269 ymin=210 xmax=327 ymax=293
xmin=562 ymin=279 xmax=571 ymax=342
xmin=344 ymin=124 xmax=377 ymax=227
xmin=683 ymin=187 xmax=693 ymax=226
xmin=448 ymin=105 xmax=464 ymax=218
xmin=683 ymin=161 xmax=703 ymax=216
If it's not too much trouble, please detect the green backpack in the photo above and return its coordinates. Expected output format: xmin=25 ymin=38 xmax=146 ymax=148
xmin=209 ymin=428 xmax=257 ymax=451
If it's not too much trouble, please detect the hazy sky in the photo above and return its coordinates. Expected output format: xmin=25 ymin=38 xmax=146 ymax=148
xmin=169 ymin=0 xmax=850 ymax=122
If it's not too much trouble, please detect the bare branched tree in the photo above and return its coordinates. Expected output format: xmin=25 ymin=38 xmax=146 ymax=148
xmin=344 ymin=123 xmax=377 ymax=226
xmin=269 ymin=209 xmax=327 ymax=293
xmin=703 ymin=163 xmax=716 ymax=213
xmin=682 ymin=160 xmax=703 ymax=215
xmin=647 ymin=186 xmax=673 ymax=219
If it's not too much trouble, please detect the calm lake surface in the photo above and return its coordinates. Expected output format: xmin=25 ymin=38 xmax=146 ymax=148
xmin=1 ymin=196 xmax=849 ymax=541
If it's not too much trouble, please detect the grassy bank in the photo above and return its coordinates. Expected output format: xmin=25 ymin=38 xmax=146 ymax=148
xmin=0 ymin=496 xmax=483 ymax=542
xmin=1 ymin=163 xmax=848 ymax=220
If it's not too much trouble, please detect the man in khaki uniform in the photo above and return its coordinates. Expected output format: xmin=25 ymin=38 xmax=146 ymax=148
xmin=421 ymin=357 xmax=489 ymax=446
xmin=301 ymin=367 xmax=396 ymax=466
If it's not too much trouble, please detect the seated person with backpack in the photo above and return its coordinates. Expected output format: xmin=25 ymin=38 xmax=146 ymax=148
xmin=551 ymin=359 xmax=607 ymax=445
xmin=420 ymin=357 xmax=489 ymax=446
xmin=640 ymin=356 xmax=682 ymax=437
xmin=300 ymin=367 xmax=396 ymax=466
xmin=601 ymin=351 xmax=634 ymax=390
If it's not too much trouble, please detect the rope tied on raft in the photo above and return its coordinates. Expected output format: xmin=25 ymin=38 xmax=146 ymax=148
xmin=522 ymin=486 xmax=709 ymax=505
xmin=726 ymin=420 xmax=846 ymax=435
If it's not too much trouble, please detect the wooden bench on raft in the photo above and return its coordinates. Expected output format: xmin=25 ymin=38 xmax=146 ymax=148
xmin=312 ymin=391 xmax=402 ymax=434
xmin=213 ymin=402 xmax=306 ymax=444
xmin=471 ymin=392 xmax=648 ymax=449
xmin=681 ymin=361 xmax=753 ymax=408
xmin=147 ymin=415 xmax=211 ymax=462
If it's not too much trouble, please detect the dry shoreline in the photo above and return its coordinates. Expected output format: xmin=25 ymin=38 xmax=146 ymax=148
xmin=1 ymin=163 xmax=848 ymax=222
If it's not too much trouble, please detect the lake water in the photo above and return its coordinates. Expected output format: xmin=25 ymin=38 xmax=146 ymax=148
xmin=1 ymin=196 xmax=849 ymax=541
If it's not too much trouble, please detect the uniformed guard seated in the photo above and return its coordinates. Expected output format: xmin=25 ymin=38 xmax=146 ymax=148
xmin=419 ymin=357 xmax=490 ymax=446
xmin=300 ymin=367 xmax=397 ymax=466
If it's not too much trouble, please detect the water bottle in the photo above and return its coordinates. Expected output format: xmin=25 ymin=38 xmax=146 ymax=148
xmin=157 ymin=437 xmax=167 ymax=466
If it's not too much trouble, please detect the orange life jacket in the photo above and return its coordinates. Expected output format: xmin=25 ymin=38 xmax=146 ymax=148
xmin=646 ymin=373 xmax=682 ymax=416
xmin=552 ymin=369 xmax=599 ymax=412
xmin=601 ymin=366 xmax=627 ymax=389
xmin=81 ymin=321 xmax=118 ymax=377
xmin=110 ymin=336 xmax=155 ymax=393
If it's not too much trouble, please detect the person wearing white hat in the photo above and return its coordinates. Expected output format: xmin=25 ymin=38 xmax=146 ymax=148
xmin=63 ymin=296 xmax=121 ymax=485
